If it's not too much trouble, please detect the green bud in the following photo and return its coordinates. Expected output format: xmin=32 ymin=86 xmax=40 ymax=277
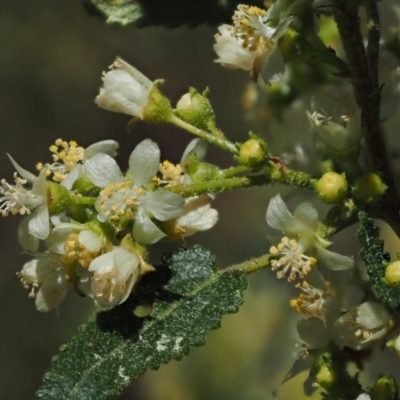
xmin=370 ymin=376 xmax=398 ymax=400
xmin=238 ymin=137 xmax=269 ymax=168
xmin=174 ymin=88 xmax=217 ymax=132
xmin=142 ymin=82 xmax=173 ymax=124
xmin=315 ymin=172 xmax=348 ymax=203
xmin=47 ymin=182 xmax=73 ymax=215
xmin=316 ymin=363 xmax=335 ymax=388
xmin=185 ymin=160 xmax=221 ymax=182
xmin=353 ymin=173 xmax=387 ymax=202
xmin=384 ymin=261 xmax=400 ymax=288
xmin=72 ymin=176 xmax=101 ymax=197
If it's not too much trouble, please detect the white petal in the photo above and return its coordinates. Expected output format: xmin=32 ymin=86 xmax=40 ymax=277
xmin=129 ymin=139 xmax=160 ymax=186
xmin=142 ymin=191 xmax=184 ymax=221
xmin=28 ymin=205 xmax=50 ymax=240
xmin=282 ymin=358 xmax=313 ymax=384
xmin=35 ymin=274 xmax=69 ymax=312
xmin=32 ymin=167 xmax=49 ymax=197
xmin=315 ymin=243 xmax=354 ymax=270
xmin=358 ymin=302 xmax=390 ymax=330
xmin=180 ymin=139 xmax=207 ymax=167
xmin=133 ymin=207 xmax=166 ymax=244
xmin=292 ymin=202 xmax=318 ymax=232
xmin=79 ymin=230 xmax=102 ymax=253
xmin=266 ymin=194 xmax=293 ymax=231
xmin=18 ymin=217 xmax=39 ymax=252
xmin=61 ymin=164 xmax=81 ymax=189
xmin=85 ymin=153 xmax=123 ymax=187
xmin=7 ymin=153 xmax=35 ymax=181
xmin=84 ymin=140 xmax=119 ymax=159
xmin=297 ymin=317 xmax=329 ymax=349
xmin=46 ymin=223 xmax=82 ymax=254
xmin=355 ymin=395 xmax=371 ymax=400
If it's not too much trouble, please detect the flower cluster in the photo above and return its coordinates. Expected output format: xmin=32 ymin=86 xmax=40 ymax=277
xmin=213 ymin=4 xmax=276 ymax=77
xmin=266 ymin=195 xmax=394 ymax=393
xmin=3 ymin=136 xmax=218 ymax=312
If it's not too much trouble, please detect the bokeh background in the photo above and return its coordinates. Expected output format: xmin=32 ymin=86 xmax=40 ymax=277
xmin=1 ymin=1 xmax=400 ymax=399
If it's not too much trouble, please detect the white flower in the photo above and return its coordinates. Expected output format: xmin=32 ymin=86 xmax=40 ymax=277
xmin=355 ymin=394 xmax=371 ymax=400
xmin=37 ymin=138 xmax=119 ymax=189
xmin=88 ymin=247 xmax=141 ymax=309
xmin=266 ymin=194 xmax=354 ymax=279
xmin=164 ymin=195 xmax=218 ymax=239
xmin=333 ymin=301 xmax=394 ymax=350
xmin=307 ymin=88 xmax=362 ymax=153
xmin=95 ymin=57 xmax=154 ymax=119
xmin=85 ymin=139 xmax=184 ymax=244
xmin=1 ymin=155 xmax=50 ymax=252
xmin=17 ymin=252 xmax=69 ymax=312
xmin=214 ymin=6 xmax=276 ymax=74
xmin=46 ymin=222 xmax=105 ymax=268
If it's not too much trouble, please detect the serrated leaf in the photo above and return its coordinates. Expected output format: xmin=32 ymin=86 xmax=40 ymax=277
xmin=36 ymin=245 xmax=247 ymax=400
xmin=357 ymin=212 xmax=400 ymax=322
xmin=83 ymin=0 xmax=142 ymax=26
xmin=83 ymin=0 xmax=265 ymax=28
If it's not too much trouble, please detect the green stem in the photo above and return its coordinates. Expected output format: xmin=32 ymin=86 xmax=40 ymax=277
xmin=70 ymin=194 xmax=96 ymax=206
xmin=220 ymin=165 xmax=250 ymax=178
xmin=222 ymin=253 xmax=271 ymax=274
xmin=169 ymin=114 xmax=238 ymax=154
xmin=166 ymin=165 xmax=315 ymax=197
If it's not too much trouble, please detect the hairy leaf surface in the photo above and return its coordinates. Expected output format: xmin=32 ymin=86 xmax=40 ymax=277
xmin=357 ymin=212 xmax=400 ymax=322
xmin=36 ymin=245 xmax=247 ymax=399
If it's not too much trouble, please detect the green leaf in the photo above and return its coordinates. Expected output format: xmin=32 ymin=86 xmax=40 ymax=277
xmin=357 ymin=211 xmax=400 ymax=322
xmin=36 ymin=245 xmax=247 ymax=400
xmin=83 ymin=0 xmax=142 ymax=26
xmin=83 ymin=0 xmax=265 ymax=28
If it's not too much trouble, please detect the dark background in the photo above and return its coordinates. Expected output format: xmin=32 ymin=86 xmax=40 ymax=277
xmin=1 ymin=1 xmax=399 ymax=399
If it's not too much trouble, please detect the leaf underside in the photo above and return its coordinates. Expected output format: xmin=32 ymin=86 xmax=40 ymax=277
xmin=83 ymin=0 xmax=265 ymax=28
xmin=36 ymin=245 xmax=247 ymax=400
xmin=357 ymin=212 xmax=400 ymax=322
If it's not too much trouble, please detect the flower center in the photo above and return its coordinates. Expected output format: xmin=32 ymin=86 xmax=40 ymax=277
xmin=154 ymin=161 xmax=183 ymax=186
xmin=37 ymin=139 xmax=85 ymax=182
xmin=269 ymin=237 xmax=316 ymax=282
xmin=92 ymin=269 xmax=131 ymax=303
xmin=290 ymin=281 xmax=331 ymax=316
xmin=64 ymin=233 xmax=99 ymax=268
xmin=0 ymin=173 xmax=41 ymax=216
xmin=97 ymin=181 xmax=145 ymax=221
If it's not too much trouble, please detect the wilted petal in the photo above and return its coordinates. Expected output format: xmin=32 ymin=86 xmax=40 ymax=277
xmin=180 ymin=139 xmax=207 ymax=168
xmin=129 ymin=139 xmax=160 ymax=186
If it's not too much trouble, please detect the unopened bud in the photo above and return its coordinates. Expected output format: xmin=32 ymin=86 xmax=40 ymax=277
xmin=370 ymin=376 xmax=398 ymax=400
xmin=315 ymin=172 xmax=348 ymax=203
xmin=353 ymin=173 xmax=387 ymax=202
xmin=239 ymin=137 xmax=269 ymax=168
xmin=175 ymin=88 xmax=217 ymax=132
xmin=384 ymin=261 xmax=400 ymax=288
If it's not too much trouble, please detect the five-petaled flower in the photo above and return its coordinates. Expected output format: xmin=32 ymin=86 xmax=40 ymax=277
xmin=266 ymin=194 xmax=353 ymax=281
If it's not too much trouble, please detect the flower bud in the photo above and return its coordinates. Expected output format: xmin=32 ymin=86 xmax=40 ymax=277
xmin=96 ymin=58 xmax=172 ymax=124
xmin=47 ymin=182 xmax=73 ymax=215
xmin=353 ymin=173 xmax=387 ymax=202
xmin=239 ymin=137 xmax=269 ymax=168
xmin=384 ymin=261 xmax=400 ymax=288
xmin=370 ymin=376 xmax=398 ymax=400
xmin=315 ymin=172 xmax=348 ymax=203
xmin=316 ymin=363 xmax=335 ymax=389
xmin=175 ymin=88 xmax=217 ymax=132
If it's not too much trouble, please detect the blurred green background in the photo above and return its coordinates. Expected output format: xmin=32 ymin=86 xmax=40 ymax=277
xmin=1 ymin=1 xmax=400 ymax=399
